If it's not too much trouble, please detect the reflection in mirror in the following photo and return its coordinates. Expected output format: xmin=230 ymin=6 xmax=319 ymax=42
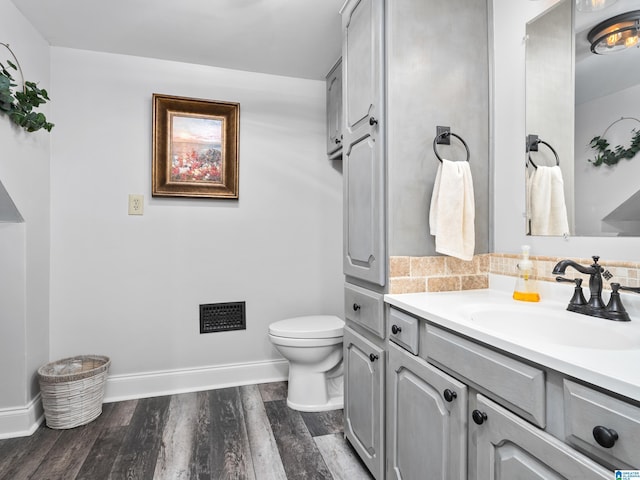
xmin=525 ymin=0 xmax=574 ymax=236
xmin=526 ymin=0 xmax=640 ymax=237
xmin=575 ymin=1 xmax=640 ymax=236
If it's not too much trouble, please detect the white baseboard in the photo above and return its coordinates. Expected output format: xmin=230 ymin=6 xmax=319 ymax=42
xmin=0 ymin=393 xmax=44 ymax=440
xmin=103 ymin=358 xmax=289 ymax=403
xmin=0 ymin=360 xmax=288 ymax=439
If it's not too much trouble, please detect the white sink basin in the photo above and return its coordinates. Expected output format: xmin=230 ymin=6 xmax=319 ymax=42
xmin=460 ymin=305 xmax=640 ymax=350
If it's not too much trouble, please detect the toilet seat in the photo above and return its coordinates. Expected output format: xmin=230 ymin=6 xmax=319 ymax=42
xmin=269 ymin=315 xmax=344 ymax=339
xmin=268 ymin=335 xmax=343 ymax=348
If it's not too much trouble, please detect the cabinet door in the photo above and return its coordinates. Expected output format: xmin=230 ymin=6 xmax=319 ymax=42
xmin=473 ymin=394 xmax=611 ymax=480
xmin=387 ymin=343 xmax=467 ymax=480
xmin=344 ymin=326 xmax=385 ymax=479
xmin=341 ymin=0 xmax=385 ymax=286
xmin=326 ymin=58 xmax=343 ymax=157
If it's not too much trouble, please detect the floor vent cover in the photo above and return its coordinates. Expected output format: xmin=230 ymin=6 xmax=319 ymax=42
xmin=200 ymin=301 xmax=246 ymax=333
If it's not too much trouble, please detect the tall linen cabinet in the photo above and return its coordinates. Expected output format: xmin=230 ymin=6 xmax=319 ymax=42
xmin=338 ymin=0 xmax=490 ymax=479
xmin=341 ymin=0 xmax=387 ymax=478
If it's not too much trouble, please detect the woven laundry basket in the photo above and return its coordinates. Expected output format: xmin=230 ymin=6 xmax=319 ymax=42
xmin=37 ymin=355 xmax=110 ymax=429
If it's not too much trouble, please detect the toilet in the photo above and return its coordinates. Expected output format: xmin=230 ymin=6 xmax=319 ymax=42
xmin=268 ymin=315 xmax=345 ymax=412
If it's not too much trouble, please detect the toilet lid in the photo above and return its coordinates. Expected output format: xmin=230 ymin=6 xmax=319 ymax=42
xmin=269 ymin=315 xmax=344 ymax=339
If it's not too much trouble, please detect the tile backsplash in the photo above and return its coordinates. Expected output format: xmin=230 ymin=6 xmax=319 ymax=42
xmin=389 ymin=253 xmax=640 ymax=295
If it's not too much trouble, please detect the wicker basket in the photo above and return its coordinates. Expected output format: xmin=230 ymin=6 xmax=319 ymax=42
xmin=38 ymin=355 xmax=110 ymax=429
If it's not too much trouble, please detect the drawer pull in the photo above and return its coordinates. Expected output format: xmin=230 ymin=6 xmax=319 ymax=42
xmin=443 ymin=389 xmax=457 ymax=402
xmin=369 ymin=116 xmax=378 ymax=126
xmin=353 ymin=303 xmax=361 ymax=311
xmin=472 ymin=410 xmax=488 ymax=425
xmin=391 ymin=324 xmax=402 ymax=334
xmin=369 ymin=353 xmax=379 ymax=362
xmin=593 ymin=426 xmax=619 ymax=448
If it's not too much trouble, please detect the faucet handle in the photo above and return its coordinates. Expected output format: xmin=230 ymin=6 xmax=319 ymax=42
xmin=605 ymin=283 xmax=631 ymax=321
xmin=618 ymin=284 xmax=640 ymax=294
xmin=556 ymin=276 xmax=581 ymax=285
xmin=556 ymin=277 xmax=587 ymax=306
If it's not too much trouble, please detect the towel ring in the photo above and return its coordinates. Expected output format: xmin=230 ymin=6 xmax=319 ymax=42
xmin=433 ymin=131 xmax=470 ymax=163
xmin=526 ymin=135 xmax=559 ymax=169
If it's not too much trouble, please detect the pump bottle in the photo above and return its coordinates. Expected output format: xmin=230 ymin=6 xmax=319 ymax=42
xmin=513 ymin=245 xmax=540 ymax=302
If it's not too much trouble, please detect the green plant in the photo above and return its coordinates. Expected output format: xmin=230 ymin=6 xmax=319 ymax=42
xmin=588 ymin=129 xmax=640 ymax=167
xmin=0 ymin=46 xmax=53 ymax=133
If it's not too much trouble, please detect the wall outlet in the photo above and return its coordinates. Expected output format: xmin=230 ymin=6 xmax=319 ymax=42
xmin=128 ymin=194 xmax=144 ymax=215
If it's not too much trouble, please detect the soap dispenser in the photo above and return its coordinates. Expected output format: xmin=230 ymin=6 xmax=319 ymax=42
xmin=513 ymin=245 xmax=540 ymax=302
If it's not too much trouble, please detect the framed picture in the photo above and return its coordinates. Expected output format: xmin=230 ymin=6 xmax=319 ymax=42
xmin=152 ymin=94 xmax=239 ymax=199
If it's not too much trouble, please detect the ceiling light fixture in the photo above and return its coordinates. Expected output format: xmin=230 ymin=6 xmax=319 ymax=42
xmin=588 ymin=10 xmax=640 ymax=54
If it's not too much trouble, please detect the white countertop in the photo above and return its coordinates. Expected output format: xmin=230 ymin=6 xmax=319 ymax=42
xmin=385 ymin=275 xmax=640 ymax=402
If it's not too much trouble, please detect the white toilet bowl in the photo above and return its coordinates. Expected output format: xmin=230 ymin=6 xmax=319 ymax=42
xmin=269 ymin=315 xmax=345 ymax=412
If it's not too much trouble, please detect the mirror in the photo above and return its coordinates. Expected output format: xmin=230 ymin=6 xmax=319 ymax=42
xmin=525 ymin=0 xmax=574 ymax=237
xmin=526 ymin=0 xmax=640 ymax=237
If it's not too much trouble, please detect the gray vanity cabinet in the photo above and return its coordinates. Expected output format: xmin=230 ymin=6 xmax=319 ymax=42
xmin=381 ymin=307 xmax=622 ymax=479
xmin=473 ymin=394 xmax=611 ymax=479
xmin=344 ymin=326 xmax=385 ymax=479
xmin=341 ymin=0 xmax=386 ymax=286
xmin=326 ymin=58 xmax=342 ymax=159
xmin=387 ymin=342 xmax=468 ymax=480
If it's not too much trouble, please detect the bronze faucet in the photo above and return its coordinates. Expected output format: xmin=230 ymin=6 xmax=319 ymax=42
xmin=552 ymin=256 xmax=632 ymax=322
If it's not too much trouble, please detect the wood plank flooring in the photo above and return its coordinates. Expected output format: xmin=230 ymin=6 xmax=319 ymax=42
xmin=0 ymin=382 xmax=372 ymax=480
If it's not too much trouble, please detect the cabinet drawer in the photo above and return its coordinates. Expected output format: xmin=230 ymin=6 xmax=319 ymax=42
xmin=474 ymin=394 xmax=610 ymax=479
xmin=564 ymin=380 xmax=640 ymax=469
xmin=345 ymin=283 xmax=384 ymax=338
xmin=388 ymin=307 xmax=419 ymax=355
xmin=426 ymin=326 xmax=546 ymax=428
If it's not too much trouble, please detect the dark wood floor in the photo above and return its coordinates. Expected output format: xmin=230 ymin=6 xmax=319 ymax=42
xmin=0 ymin=382 xmax=372 ymax=480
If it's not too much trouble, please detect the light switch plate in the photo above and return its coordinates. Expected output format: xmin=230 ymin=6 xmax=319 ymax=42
xmin=128 ymin=194 xmax=144 ymax=215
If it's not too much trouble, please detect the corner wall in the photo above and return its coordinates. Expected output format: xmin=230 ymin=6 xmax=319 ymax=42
xmin=0 ymin=0 xmax=50 ymax=436
xmin=49 ymin=48 xmax=343 ymax=400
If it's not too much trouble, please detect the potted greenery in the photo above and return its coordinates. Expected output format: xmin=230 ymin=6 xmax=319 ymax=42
xmin=0 ymin=43 xmax=53 ymax=133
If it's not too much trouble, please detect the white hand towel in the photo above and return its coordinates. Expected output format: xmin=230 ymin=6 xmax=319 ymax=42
xmin=528 ymin=165 xmax=570 ymax=236
xmin=429 ymin=159 xmax=475 ymax=261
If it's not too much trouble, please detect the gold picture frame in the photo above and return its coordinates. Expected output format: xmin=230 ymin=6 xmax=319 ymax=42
xmin=152 ymin=94 xmax=239 ymax=199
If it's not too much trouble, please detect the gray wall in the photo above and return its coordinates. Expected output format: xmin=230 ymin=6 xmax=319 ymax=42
xmin=387 ymin=0 xmax=490 ymax=257
xmin=49 ymin=47 xmax=343 ymax=390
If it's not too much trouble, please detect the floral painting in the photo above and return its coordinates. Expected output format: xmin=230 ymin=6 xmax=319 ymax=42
xmin=170 ymin=116 xmax=223 ymax=183
xmin=152 ymin=94 xmax=239 ymax=199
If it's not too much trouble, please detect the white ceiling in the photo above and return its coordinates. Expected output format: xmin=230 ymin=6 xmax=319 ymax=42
xmin=11 ymin=0 xmax=638 ymax=99
xmin=10 ymin=0 xmax=345 ymax=81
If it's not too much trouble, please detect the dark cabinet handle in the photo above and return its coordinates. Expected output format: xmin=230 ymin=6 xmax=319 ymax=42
xmin=593 ymin=426 xmax=618 ymax=448
xmin=472 ymin=410 xmax=487 ymax=425
xmin=335 ymin=138 xmax=341 ymax=144
xmin=353 ymin=303 xmax=361 ymax=311
xmin=369 ymin=353 xmax=379 ymax=362
xmin=391 ymin=325 xmax=402 ymax=335
xmin=443 ymin=389 xmax=457 ymax=402
xmin=369 ymin=117 xmax=378 ymax=126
